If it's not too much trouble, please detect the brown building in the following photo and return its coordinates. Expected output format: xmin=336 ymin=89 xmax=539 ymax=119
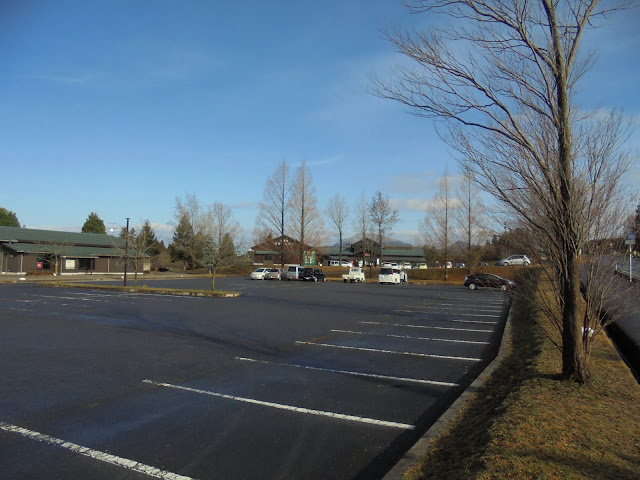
xmin=250 ymin=235 xmax=321 ymax=266
xmin=0 ymin=226 xmax=144 ymax=275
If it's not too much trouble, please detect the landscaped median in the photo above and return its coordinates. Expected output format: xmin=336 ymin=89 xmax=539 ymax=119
xmin=41 ymin=282 xmax=241 ymax=298
xmin=399 ymin=270 xmax=640 ymax=480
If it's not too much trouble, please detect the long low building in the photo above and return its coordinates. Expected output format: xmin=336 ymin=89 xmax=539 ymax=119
xmin=0 ymin=226 xmax=142 ymax=275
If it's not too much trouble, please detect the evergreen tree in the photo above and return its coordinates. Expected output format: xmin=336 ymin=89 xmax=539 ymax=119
xmin=0 ymin=207 xmax=20 ymax=227
xmin=139 ymin=220 xmax=160 ymax=257
xmin=169 ymin=214 xmax=203 ymax=269
xmin=219 ymin=232 xmax=236 ymax=261
xmin=82 ymin=212 xmax=106 ymax=234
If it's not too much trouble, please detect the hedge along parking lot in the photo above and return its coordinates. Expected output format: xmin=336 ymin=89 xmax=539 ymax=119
xmin=0 ymin=278 xmax=512 ymax=479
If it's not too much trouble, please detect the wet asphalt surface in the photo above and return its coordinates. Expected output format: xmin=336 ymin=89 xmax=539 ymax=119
xmin=0 ymin=277 xmax=512 ymax=479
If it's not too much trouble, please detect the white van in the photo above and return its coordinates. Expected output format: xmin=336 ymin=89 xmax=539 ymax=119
xmin=379 ymin=267 xmax=407 ymax=285
xmin=284 ymin=265 xmax=305 ymax=280
xmin=328 ymin=260 xmax=339 ymax=267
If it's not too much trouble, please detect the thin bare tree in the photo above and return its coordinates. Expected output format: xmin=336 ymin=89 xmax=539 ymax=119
xmin=326 ymin=193 xmax=350 ymax=266
xmin=368 ymin=191 xmax=398 ymax=266
xmin=120 ymin=222 xmax=159 ymax=287
xmin=353 ymin=192 xmax=372 ymax=269
xmin=289 ymin=161 xmax=325 ymax=265
xmin=457 ymin=165 xmax=486 ymax=273
xmin=375 ymin=0 xmax=636 ymax=382
xmin=421 ymin=169 xmax=457 ymax=280
xmin=255 ymin=160 xmax=290 ymax=266
xmin=202 ymin=202 xmax=241 ymax=290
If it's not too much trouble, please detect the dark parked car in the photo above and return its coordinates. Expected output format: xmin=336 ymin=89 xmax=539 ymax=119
xmin=464 ymin=273 xmax=516 ymax=291
xmin=300 ymin=268 xmax=326 ymax=282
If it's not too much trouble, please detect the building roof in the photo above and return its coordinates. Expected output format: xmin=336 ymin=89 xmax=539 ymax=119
xmin=0 ymin=226 xmax=126 ymax=258
xmin=2 ymin=242 xmax=125 ymax=257
xmin=0 ymin=226 xmax=124 ymax=247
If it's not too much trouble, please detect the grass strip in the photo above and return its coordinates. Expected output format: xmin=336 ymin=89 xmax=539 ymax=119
xmin=40 ymin=282 xmax=241 ymax=298
xmin=403 ymin=272 xmax=640 ymax=480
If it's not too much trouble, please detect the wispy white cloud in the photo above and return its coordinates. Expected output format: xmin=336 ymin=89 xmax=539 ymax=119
xmin=21 ymin=72 xmax=103 ymax=85
xmin=388 ymin=170 xmax=440 ymax=194
xmin=22 ymin=45 xmax=221 ymax=91
xmin=391 ymin=198 xmax=432 ymax=212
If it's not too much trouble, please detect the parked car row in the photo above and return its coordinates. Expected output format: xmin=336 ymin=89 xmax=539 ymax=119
xmin=252 ymin=266 xmax=518 ymax=291
xmin=250 ymin=266 xmax=326 ymax=282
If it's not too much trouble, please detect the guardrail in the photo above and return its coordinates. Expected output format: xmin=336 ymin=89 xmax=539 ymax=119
xmin=614 ymin=264 xmax=639 ymax=283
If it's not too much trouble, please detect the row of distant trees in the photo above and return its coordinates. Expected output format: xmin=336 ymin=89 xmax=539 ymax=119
xmin=253 ymin=159 xmax=401 ymax=268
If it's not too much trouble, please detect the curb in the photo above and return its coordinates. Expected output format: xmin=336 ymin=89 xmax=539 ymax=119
xmin=39 ymin=282 xmax=242 ymax=298
xmin=382 ymin=298 xmax=515 ymax=480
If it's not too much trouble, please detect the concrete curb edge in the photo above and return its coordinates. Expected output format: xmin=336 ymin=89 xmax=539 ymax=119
xmin=382 ymin=297 xmax=516 ymax=480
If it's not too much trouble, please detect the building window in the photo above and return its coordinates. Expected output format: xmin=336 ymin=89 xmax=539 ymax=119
xmin=78 ymin=258 xmax=95 ymax=271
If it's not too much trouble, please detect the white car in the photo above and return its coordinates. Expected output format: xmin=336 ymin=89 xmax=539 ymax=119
xmin=340 ymin=261 xmax=353 ymax=267
xmin=496 ymin=254 xmax=531 ymax=266
xmin=378 ymin=267 xmax=407 ymax=285
xmin=250 ymin=268 xmax=269 ymax=280
xmin=417 ymin=263 xmax=428 ymax=269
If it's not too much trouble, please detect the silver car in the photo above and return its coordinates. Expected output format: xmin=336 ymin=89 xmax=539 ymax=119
xmin=264 ymin=268 xmax=285 ymax=280
xmin=496 ymin=254 xmax=531 ymax=266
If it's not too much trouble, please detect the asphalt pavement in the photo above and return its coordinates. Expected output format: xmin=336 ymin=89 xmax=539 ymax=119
xmin=1 ymin=277 xmax=512 ymax=479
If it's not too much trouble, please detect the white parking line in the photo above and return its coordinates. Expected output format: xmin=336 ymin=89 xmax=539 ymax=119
xmin=235 ymin=357 xmax=458 ymax=387
xmin=450 ymin=319 xmax=499 ymax=325
xmin=421 ymin=304 xmax=504 ymax=312
xmin=331 ymin=329 xmax=489 ymax=345
xmin=142 ymin=380 xmax=413 ymax=430
xmin=0 ymin=422 xmax=195 ymax=480
xmin=360 ymin=321 xmax=493 ymax=333
xmin=295 ymin=341 xmax=482 ymax=362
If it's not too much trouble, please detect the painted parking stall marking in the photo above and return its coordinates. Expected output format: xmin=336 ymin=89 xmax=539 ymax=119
xmin=0 ymin=422 xmax=195 ymax=480
xmin=235 ymin=356 xmax=458 ymax=387
xmin=295 ymin=341 xmax=482 ymax=362
xmin=331 ymin=329 xmax=490 ymax=345
xmin=142 ymin=380 xmax=414 ymax=430
xmin=360 ymin=320 xmax=493 ymax=333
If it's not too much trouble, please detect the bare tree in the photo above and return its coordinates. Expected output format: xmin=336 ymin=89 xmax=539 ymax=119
xmin=375 ymin=0 xmax=635 ymax=382
xmin=368 ymin=191 xmax=398 ymax=266
xmin=289 ymin=161 xmax=325 ymax=265
xmin=421 ymin=169 xmax=457 ymax=280
xmin=35 ymin=240 xmax=72 ymax=282
xmin=353 ymin=192 xmax=372 ymax=268
xmin=457 ymin=165 xmax=486 ymax=273
xmin=202 ymin=202 xmax=241 ymax=290
xmin=121 ymin=222 xmax=159 ymax=287
xmin=326 ymin=193 xmax=350 ymax=266
xmin=255 ymin=160 xmax=290 ymax=266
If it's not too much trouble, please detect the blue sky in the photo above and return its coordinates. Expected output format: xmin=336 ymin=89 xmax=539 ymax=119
xmin=1 ymin=1 xmax=638 ymax=246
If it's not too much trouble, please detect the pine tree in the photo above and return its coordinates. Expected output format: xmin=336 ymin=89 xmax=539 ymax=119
xmin=82 ymin=212 xmax=106 ymax=234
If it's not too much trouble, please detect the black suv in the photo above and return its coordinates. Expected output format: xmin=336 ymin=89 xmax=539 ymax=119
xmin=300 ymin=268 xmax=326 ymax=282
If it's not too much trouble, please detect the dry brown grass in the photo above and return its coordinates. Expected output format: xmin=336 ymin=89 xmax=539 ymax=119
xmin=404 ymin=271 xmax=640 ymax=480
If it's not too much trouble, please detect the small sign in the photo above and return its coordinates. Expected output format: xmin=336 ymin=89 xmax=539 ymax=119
xmin=626 ymin=233 xmax=636 ymax=245
xmin=36 ymin=262 xmax=42 ymax=270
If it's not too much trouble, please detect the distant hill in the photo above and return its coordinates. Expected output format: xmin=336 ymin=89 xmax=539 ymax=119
xmin=332 ymin=235 xmax=414 ymax=248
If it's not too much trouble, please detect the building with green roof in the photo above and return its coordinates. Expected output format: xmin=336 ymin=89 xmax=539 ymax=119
xmin=0 ymin=226 xmax=138 ymax=275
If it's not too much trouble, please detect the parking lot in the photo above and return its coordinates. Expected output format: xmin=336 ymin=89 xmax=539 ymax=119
xmin=0 ymin=278 xmax=512 ymax=479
